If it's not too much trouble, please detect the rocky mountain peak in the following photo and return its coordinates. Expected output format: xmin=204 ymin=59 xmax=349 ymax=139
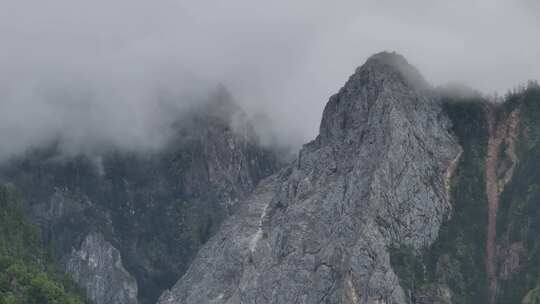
xmin=318 ymin=51 xmax=433 ymax=146
xmin=158 ymin=53 xmax=461 ymax=304
xmin=187 ymin=85 xmax=244 ymax=126
xmin=361 ymin=51 xmax=429 ymax=89
xmin=170 ymin=85 xmax=256 ymax=148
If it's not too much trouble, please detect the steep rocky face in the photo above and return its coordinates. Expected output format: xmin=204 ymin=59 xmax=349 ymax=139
xmin=158 ymin=52 xmax=461 ymax=304
xmin=0 ymin=89 xmax=281 ymax=304
xmin=66 ymin=233 xmax=138 ymax=304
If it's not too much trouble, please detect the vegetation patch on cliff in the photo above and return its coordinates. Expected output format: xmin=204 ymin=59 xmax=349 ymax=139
xmin=391 ymin=85 xmax=540 ymax=304
xmin=390 ymin=96 xmax=490 ymax=304
xmin=0 ymin=186 xmax=87 ymax=304
xmin=495 ymin=84 xmax=540 ymax=304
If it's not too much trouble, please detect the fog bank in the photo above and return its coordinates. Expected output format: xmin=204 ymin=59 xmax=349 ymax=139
xmin=1 ymin=0 xmax=539 ymax=160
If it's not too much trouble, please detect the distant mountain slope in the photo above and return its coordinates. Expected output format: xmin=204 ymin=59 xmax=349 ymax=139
xmin=0 ymin=88 xmax=282 ymax=304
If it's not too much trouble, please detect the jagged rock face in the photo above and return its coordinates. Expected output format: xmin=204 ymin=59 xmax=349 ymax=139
xmin=0 ymin=91 xmax=281 ymax=304
xmin=158 ymin=52 xmax=461 ymax=304
xmin=66 ymin=232 xmax=138 ymax=304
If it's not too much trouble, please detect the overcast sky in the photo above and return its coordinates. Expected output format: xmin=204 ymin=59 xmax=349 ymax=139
xmin=0 ymin=0 xmax=539 ymax=160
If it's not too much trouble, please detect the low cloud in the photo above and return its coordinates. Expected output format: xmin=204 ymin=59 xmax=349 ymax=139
xmin=0 ymin=0 xmax=538 ymax=160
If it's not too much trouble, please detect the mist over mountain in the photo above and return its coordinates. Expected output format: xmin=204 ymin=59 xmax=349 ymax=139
xmin=1 ymin=0 xmax=539 ymax=161
xmin=1 ymin=2 xmax=540 ymax=304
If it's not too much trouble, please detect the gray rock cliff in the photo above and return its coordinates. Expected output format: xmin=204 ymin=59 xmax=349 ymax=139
xmin=66 ymin=232 xmax=138 ymax=304
xmin=158 ymin=52 xmax=461 ymax=304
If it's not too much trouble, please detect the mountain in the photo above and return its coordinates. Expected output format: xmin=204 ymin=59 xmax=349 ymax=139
xmin=2 ymin=52 xmax=540 ymax=304
xmin=157 ymin=52 xmax=460 ymax=303
xmin=0 ymin=87 xmax=282 ymax=304
xmin=157 ymin=53 xmax=540 ymax=304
